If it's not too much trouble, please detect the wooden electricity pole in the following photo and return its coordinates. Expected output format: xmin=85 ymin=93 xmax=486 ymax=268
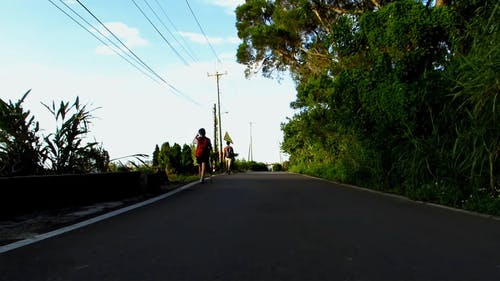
xmin=208 ymin=71 xmax=227 ymax=166
xmin=213 ymin=104 xmax=218 ymax=162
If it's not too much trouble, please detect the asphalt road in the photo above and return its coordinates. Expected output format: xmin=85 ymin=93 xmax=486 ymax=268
xmin=1 ymin=172 xmax=500 ymax=281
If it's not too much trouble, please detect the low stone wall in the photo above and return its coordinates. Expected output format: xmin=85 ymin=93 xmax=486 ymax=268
xmin=0 ymin=172 xmax=165 ymax=218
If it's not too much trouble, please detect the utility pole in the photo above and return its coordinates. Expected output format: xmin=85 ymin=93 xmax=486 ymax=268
xmin=213 ymin=104 xmax=218 ymax=163
xmin=279 ymin=141 xmax=283 ymax=164
xmin=208 ymin=71 xmax=227 ymax=166
xmin=248 ymin=122 xmax=254 ymax=162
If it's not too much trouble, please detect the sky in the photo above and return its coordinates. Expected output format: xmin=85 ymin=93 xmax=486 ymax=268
xmin=0 ymin=0 xmax=298 ymax=164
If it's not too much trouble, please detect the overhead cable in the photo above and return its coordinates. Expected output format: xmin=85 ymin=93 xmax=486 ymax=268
xmin=72 ymin=0 xmax=195 ymax=102
xmin=48 ymin=0 xmax=160 ymax=84
xmin=145 ymin=0 xmax=198 ymax=63
xmin=131 ymin=0 xmax=189 ymax=66
xmin=153 ymin=0 xmax=199 ymax=62
xmin=185 ymin=0 xmax=222 ymax=64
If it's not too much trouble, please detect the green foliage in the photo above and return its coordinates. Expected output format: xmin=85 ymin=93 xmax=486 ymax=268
xmin=0 ymin=90 xmax=45 ymax=176
xmin=235 ymin=0 xmax=380 ymax=79
xmin=152 ymin=145 xmax=160 ymax=167
xmin=158 ymin=142 xmax=171 ymax=171
xmin=42 ymin=97 xmax=108 ymax=174
xmin=156 ymin=142 xmax=196 ymax=176
xmin=167 ymin=173 xmax=199 ymax=184
xmin=462 ymin=189 xmax=500 ymax=217
xmin=181 ymin=144 xmax=195 ymax=174
xmin=234 ymin=160 xmax=268 ymax=172
xmin=271 ymin=163 xmax=283 ymax=171
xmin=169 ymin=143 xmax=182 ymax=174
xmin=446 ymin=2 xmax=499 ymax=194
xmin=108 ymin=154 xmax=149 ymax=173
xmin=1 ymin=91 xmax=110 ymax=176
xmin=238 ymin=0 xmax=499 ymax=215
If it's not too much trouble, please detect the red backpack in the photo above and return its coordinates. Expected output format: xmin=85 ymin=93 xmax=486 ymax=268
xmin=195 ymin=137 xmax=210 ymax=157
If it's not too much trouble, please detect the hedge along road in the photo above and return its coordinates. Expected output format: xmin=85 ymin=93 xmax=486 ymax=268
xmin=1 ymin=172 xmax=500 ymax=281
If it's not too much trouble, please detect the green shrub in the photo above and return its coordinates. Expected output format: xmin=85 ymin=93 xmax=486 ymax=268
xmin=0 ymin=90 xmax=45 ymax=176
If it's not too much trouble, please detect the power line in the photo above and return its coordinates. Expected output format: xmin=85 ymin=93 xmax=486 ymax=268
xmin=185 ymin=0 xmax=222 ymax=64
xmin=72 ymin=0 xmax=195 ymax=103
xmin=131 ymin=0 xmax=189 ymax=65
xmin=143 ymin=0 xmax=198 ymax=63
xmin=74 ymin=0 xmax=158 ymax=81
xmin=48 ymin=0 xmax=161 ymax=84
xmin=153 ymin=0 xmax=199 ymax=62
xmin=48 ymin=0 xmax=200 ymax=105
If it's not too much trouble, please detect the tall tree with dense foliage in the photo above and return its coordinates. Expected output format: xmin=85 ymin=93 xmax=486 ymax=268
xmin=236 ymin=0 xmax=498 ymax=213
xmin=152 ymin=145 xmax=160 ymax=168
xmin=169 ymin=143 xmax=182 ymax=174
xmin=158 ymin=142 xmax=171 ymax=171
xmin=181 ymin=144 xmax=195 ymax=174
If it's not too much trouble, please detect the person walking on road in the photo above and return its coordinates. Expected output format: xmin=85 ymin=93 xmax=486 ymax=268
xmin=194 ymin=128 xmax=212 ymax=183
xmin=223 ymin=141 xmax=235 ymax=175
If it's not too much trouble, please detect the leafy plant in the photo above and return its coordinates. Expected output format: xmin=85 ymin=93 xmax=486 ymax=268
xmin=0 ymin=90 xmax=45 ymax=176
xmin=42 ymin=97 xmax=108 ymax=174
xmin=238 ymin=0 xmax=498 ymax=215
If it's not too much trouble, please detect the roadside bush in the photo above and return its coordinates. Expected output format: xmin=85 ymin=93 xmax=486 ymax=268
xmin=0 ymin=90 xmax=45 ymax=176
xmin=272 ymin=163 xmax=283 ymax=171
xmin=42 ymin=97 xmax=109 ymax=174
xmin=1 ymin=91 xmax=109 ymax=176
xmin=234 ymin=160 xmax=269 ymax=172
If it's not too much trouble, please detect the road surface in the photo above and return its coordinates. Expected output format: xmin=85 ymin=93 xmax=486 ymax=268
xmin=1 ymin=172 xmax=500 ymax=280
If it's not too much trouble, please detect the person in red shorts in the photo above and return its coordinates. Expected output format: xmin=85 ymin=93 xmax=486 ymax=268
xmin=193 ymin=128 xmax=212 ymax=183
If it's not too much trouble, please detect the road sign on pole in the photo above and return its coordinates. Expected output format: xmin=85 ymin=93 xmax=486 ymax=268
xmin=224 ymin=132 xmax=233 ymax=143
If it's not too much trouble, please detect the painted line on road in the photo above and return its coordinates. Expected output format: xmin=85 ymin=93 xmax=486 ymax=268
xmin=0 ymin=180 xmax=199 ymax=254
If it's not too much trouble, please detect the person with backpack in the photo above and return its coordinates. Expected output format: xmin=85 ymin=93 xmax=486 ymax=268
xmin=194 ymin=128 xmax=212 ymax=183
xmin=223 ymin=141 xmax=235 ymax=175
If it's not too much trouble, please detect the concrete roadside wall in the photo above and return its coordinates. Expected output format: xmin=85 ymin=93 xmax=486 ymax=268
xmin=0 ymin=172 xmax=164 ymax=218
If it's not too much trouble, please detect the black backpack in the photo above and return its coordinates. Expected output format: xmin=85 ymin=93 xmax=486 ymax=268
xmin=227 ymin=146 xmax=234 ymax=158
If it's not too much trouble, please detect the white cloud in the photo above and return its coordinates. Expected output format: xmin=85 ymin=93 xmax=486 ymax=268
xmin=179 ymin=31 xmax=224 ymax=45
xmin=227 ymin=36 xmax=241 ymax=44
xmin=95 ymin=22 xmax=148 ymax=55
xmin=179 ymin=31 xmax=238 ymax=45
xmin=95 ymin=45 xmax=117 ymax=55
xmin=206 ymin=0 xmax=244 ymax=14
xmin=219 ymin=52 xmax=236 ymax=60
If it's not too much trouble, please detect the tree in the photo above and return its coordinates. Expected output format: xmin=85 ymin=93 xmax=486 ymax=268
xmin=169 ymin=143 xmax=182 ymax=174
xmin=181 ymin=144 xmax=195 ymax=174
xmin=238 ymin=0 xmax=498 ymax=211
xmin=152 ymin=145 xmax=160 ymax=168
xmin=158 ymin=142 xmax=171 ymax=171
xmin=235 ymin=0 xmax=384 ymax=80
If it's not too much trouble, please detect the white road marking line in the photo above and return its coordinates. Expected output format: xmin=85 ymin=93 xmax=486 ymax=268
xmin=0 ymin=181 xmax=198 ymax=254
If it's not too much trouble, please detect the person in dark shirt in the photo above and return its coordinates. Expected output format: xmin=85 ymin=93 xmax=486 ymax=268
xmin=223 ymin=141 xmax=235 ymax=175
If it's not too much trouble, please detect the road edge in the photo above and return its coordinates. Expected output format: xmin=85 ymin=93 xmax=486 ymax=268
xmin=294 ymin=172 xmax=500 ymax=222
xmin=0 ymin=180 xmax=199 ymax=254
